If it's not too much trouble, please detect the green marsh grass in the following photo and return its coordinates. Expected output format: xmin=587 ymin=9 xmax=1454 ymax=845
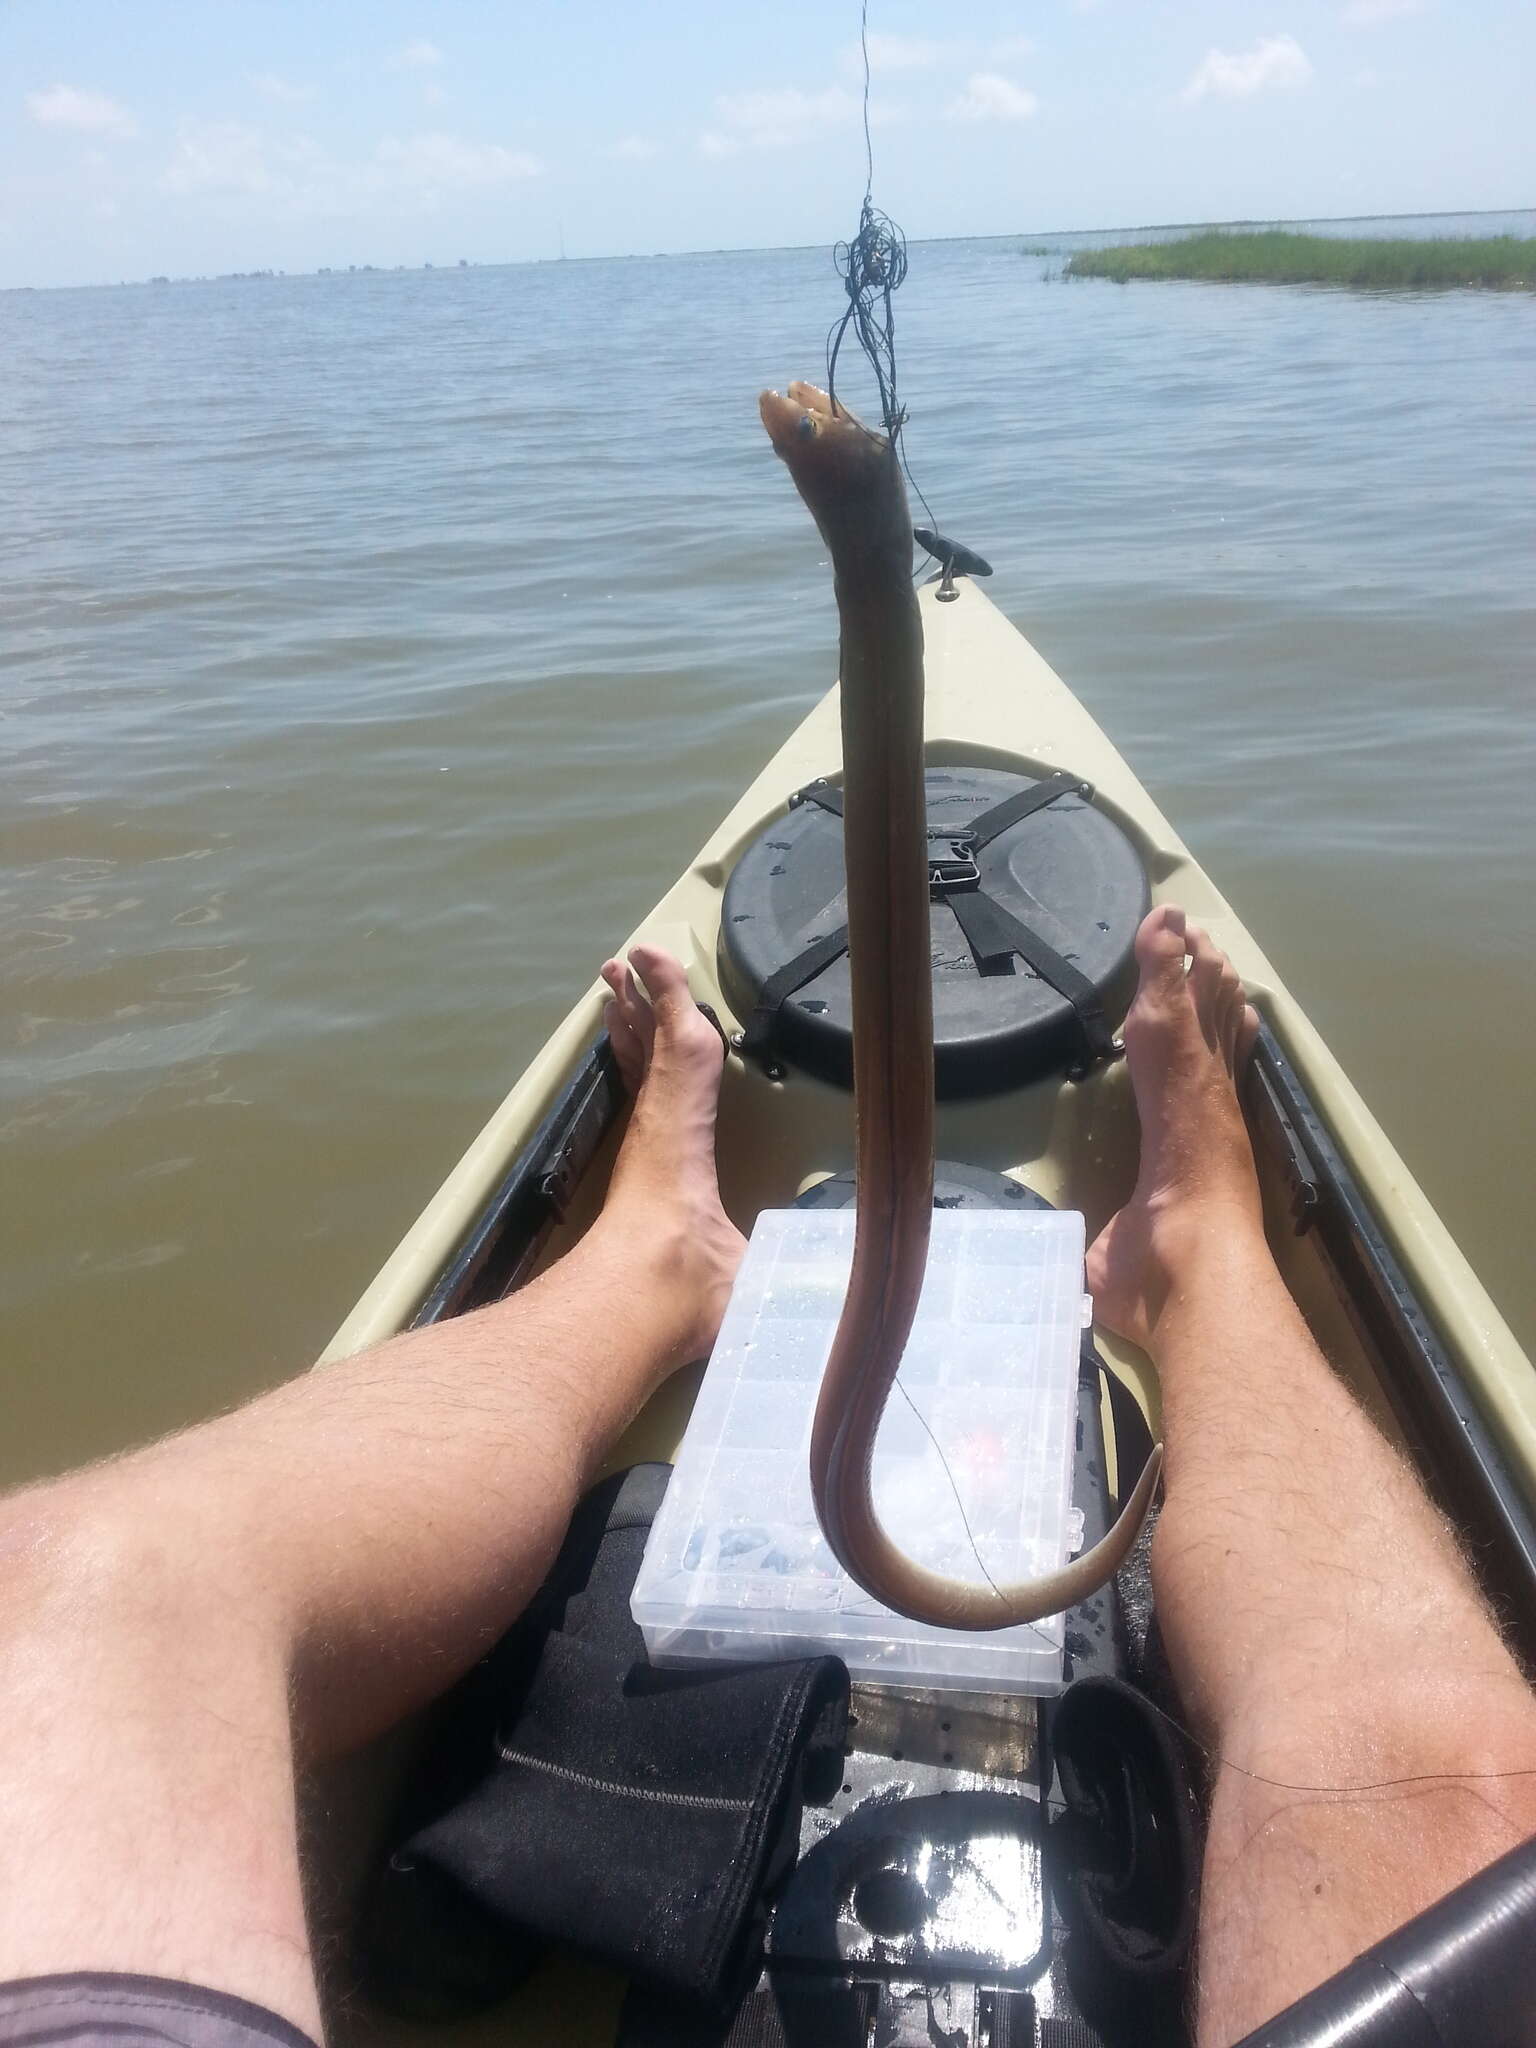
xmin=1063 ymin=231 xmax=1536 ymax=291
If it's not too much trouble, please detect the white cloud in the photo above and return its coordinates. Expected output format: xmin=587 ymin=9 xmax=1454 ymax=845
xmin=161 ymin=121 xmax=313 ymax=197
xmin=390 ymin=39 xmax=444 ymax=70
xmin=249 ymin=72 xmax=315 ymax=105
xmin=610 ymin=135 xmax=660 ymax=161
xmin=374 ymin=133 xmax=540 ymax=187
xmin=947 ymin=72 xmax=1040 ymax=122
xmin=844 ymin=30 xmax=1033 ymax=77
xmin=1342 ymin=0 xmax=1424 ymax=21
xmin=25 ymin=84 xmax=138 ymax=140
xmin=857 ymin=33 xmax=946 ymax=72
xmin=160 ymin=121 xmax=540 ymax=210
xmin=705 ymin=85 xmax=861 ymax=150
xmin=1181 ymin=34 xmax=1312 ymax=103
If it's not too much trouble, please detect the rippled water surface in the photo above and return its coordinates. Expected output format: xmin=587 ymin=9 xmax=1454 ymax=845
xmin=3 ymin=222 xmax=1534 ymax=1484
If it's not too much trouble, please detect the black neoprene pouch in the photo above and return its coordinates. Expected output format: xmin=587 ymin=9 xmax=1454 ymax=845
xmin=359 ymin=1463 xmax=849 ymax=2019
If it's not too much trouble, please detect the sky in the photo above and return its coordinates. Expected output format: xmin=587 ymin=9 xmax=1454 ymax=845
xmin=2 ymin=0 xmax=1532 ymax=289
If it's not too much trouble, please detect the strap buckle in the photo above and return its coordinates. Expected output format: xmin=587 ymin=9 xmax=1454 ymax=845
xmin=927 ymin=836 xmax=980 ymax=897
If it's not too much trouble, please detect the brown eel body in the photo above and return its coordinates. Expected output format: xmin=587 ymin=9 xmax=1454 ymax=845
xmin=759 ymin=380 xmax=1163 ymax=1630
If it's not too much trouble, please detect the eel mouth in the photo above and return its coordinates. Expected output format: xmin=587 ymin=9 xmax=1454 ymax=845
xmin=759 ymin=379 xmax=845 ymax=447
xmin=758 ymin=380 xmax=897 ymax=514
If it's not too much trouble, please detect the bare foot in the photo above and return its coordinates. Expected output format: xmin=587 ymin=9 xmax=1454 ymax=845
xmin=597 ymin=945 xmax=746 ymax=1361
xmin=1086 ymin=907 xmax=1265 ymax=1352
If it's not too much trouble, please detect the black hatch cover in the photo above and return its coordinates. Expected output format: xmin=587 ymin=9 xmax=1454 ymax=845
xmin=718 ymin=763 xmax=1150 ymax=1100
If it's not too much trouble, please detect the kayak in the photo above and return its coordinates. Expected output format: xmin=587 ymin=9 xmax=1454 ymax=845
xmin=323 ymin=571 xmax=1536 ymax=2046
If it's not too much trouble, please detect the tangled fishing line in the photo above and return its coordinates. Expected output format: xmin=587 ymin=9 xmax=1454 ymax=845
xmin=825 ymin=0 xmax=937 ymax=537
xmin=827 ymin=199 xmax=909 ymax=439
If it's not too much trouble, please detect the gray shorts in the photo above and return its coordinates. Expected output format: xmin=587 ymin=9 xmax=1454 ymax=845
xmin=0 ymin=1976 xmax=317 ymax=2048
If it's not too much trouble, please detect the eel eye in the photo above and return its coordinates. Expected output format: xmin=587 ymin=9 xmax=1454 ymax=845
xmin=797 ymin=414 xmax=816 ymax=440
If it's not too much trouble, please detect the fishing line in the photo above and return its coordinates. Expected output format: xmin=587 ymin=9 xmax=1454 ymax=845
xmin=890 ymin=1372 xmax=1011 ymax=1609
xmin=825 ymin=0 xmax=941 ymax=546
xmin=1138 ymin=1693 xmax=1536 ymax=1801
xmin=885 ymin=1384 xmax=1536 ymax=1799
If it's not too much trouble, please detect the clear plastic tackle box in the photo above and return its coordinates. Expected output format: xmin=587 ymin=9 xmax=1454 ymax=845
xmin=630 ymin=1205 xmax=1089 ymax=1697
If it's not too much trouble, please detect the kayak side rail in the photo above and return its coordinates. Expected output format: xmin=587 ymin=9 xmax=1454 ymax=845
xmin=411 ymin=1033 xmax=625 ymax=1327
xmin=1245 ymin=1023 xmax=1536 ymax=1652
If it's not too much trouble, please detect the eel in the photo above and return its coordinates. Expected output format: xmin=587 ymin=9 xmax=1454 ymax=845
xmin=759 ymin=379 xmax=1163 ymax=1630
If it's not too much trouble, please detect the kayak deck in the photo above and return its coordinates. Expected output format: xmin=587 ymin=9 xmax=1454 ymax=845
xmin=322 ymin=577 xmax=1536 ymax=2047
xmin=324 ymin=578 xmax=1536 ymax=1547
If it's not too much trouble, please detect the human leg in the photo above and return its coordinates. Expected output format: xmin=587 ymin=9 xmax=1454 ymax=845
xmin=0 ymin=948 xmax=742 ymax=2038
xmin=1088 ymin=907 xmax=1536 ymax=2043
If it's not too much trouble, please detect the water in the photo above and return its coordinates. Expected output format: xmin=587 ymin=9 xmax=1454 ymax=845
xmin=3 ymin=216 xmax=1534 ymax=1486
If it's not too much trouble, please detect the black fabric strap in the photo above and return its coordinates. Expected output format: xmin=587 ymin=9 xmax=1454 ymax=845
xmin=739 ymin=924 xmax=850 ymax=1066
xmin=792 ymin=772 xmax=1087 ymax=846
xmin=947 ymin=890 xmax=1117 ymax=1071
xmin=966 ymin=770 xmax=1091 ymax=852
xmin=789 ymin=779 xmax=844 ymax=819
xmin=754 ymin=773 xmax=1109 ymax=1079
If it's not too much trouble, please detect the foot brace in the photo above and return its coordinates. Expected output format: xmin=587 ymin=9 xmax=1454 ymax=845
xmin=359 ymin=1463 xmax=849 ymax=2019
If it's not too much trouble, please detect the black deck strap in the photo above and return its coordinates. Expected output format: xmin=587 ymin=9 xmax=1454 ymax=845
xmin=791 ymin=771 xmax=1087 ymax=845
xmin=965 ymin=770 xmax=1092 ymax=853
xmin=788 ymin=778 xmax=844 ymax=819
xmin=695 ymin=1002 xmax=731 ymax=1065
xmin=947 ymin=889 xmax=1117 ymax=1073
xmin=738 ymin=924 xmax=850 ymax=1070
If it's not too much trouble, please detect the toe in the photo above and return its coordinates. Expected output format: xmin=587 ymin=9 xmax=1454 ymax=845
xmin=1217 ymin=964 xmax=1244 ymax=1069
xmin=603 ymin=998 xmax=645 ymax=1092
xmin=627 ymin=945 xmax=727 ymax=1075
xmin=1133 ymin=905 xmax=1190 ymax=1006
xmin=1237 ymin=1002 xmax=1261 ymax=1070
xmin=1186 ymin=925 xmax=1224 ymax=1049
xmin=628 ymin=948 xmax=720 ymax=1062
xmin=628 ymin=944 xmax=693 ymax=1021
xmin=626 ymin=972 xmax=658 ymax=1061
xmin=604 ymin=956 xmax=655 ymax=1060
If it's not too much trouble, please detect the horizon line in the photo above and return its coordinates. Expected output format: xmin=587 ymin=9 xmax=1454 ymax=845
xmin=4 ymin=201 xmax=1531 ymax=296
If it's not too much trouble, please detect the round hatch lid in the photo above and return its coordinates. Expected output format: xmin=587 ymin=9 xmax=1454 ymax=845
xmin=719 ymin=762 xmax=1149 ymax=1099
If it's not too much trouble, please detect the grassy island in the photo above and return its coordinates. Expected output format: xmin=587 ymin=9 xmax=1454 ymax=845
xmin=1062 ymin=231 xmax=1536 ymax=291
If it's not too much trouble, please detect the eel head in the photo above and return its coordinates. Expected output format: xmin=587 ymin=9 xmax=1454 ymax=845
xmin=759 ymin=381 xmax=911 ymax=567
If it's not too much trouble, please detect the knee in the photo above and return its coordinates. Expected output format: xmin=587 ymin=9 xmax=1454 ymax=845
xmin=0 ymin=1455 xmax=272 ymax=1659
xmin=0 ymin=1472 xmax=124 ymax=1628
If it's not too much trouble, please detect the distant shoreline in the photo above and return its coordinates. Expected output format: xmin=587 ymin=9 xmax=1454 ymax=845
xmin=1057 ymin=229 xmax=1536 ymax=291
xmin=4 ymin=205 xmax=1532 ymax=295
xmin=1012 ymin=204 xmax=1534 ymax=242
